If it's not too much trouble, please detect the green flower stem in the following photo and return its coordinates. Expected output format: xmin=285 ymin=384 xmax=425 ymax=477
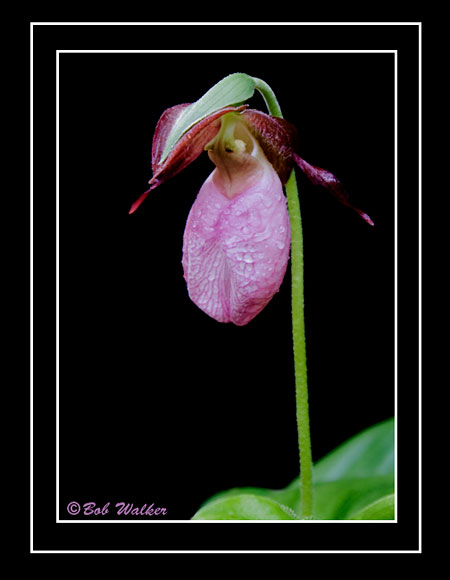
xmin=284 ymin=171 xmax=313 ymax=519
xmin=254 ymin=78 xmax=313 ymax=519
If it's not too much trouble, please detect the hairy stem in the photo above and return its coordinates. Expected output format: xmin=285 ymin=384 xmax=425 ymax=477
xmin=254 ymin=77 xmax=313 ymax=518
xmin=284 ymin=171 xmax=313 ymax=518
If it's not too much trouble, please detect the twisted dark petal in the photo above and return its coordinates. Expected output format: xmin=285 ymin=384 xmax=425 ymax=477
xmin=241 ymin=110 xmax=373 ymax=225
xmin=128 ymin=181 xmax=160 ymax=215
xmin=292 ymin=154 xmax=374 ymax=226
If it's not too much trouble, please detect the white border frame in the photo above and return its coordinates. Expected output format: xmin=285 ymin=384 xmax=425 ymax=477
xmin=30 ymin=21 xmax=422 ymax=554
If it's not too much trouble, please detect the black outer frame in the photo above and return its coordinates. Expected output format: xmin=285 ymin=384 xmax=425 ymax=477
xmin=30 ymin=22 xmax=420 ymax=553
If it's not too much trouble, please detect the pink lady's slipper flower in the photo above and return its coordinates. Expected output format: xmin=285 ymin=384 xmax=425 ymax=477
xmin=130 ymin=91 xmax=373 ymax=326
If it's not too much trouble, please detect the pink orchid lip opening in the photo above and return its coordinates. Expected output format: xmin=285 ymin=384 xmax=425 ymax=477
xmin=205 ymin=112 xmax=267 ymax=200
xmin=182 ymin=113 xmax=291 ymax=326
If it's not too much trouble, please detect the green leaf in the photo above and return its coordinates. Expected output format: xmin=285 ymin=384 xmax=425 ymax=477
xmin=197 ymin=484 xmax=300 ymax=513
xmin=348 ymin=493 xmax=395 ymax=520
xmin=159 ymin=73 xmax=256 ymax=164
xmin=313 ymin=476 xmax=394 ymax=520
xmin=192 ymin=494 xmax=298 ymax=520
xmin=192 ymin=418 xmax=395 ymax=520
xmin=313 ymin=418 xmax=395 ymax=482
xmin=194 ymin=475 xmax=394 ymax=520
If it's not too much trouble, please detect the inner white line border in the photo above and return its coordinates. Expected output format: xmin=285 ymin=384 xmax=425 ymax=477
xmin=57 ymin=50 xmax=400 ymax=525
xmin=54 ymin=47 xmax=399 ymax=525
xmin=30 ymin=21 xmax=422 ymax=554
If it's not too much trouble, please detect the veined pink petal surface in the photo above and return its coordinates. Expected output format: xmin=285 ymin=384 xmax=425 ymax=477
xmin=182 ymin=165 xmax=291 ymax=326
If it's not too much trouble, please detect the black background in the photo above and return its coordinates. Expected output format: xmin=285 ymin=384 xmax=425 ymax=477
xmin=31 ymin=22 xmax=419 ymax=552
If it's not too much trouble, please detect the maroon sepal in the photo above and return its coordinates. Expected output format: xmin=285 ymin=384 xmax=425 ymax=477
xmin=129 ymin=104 xmax=247 ymax=214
